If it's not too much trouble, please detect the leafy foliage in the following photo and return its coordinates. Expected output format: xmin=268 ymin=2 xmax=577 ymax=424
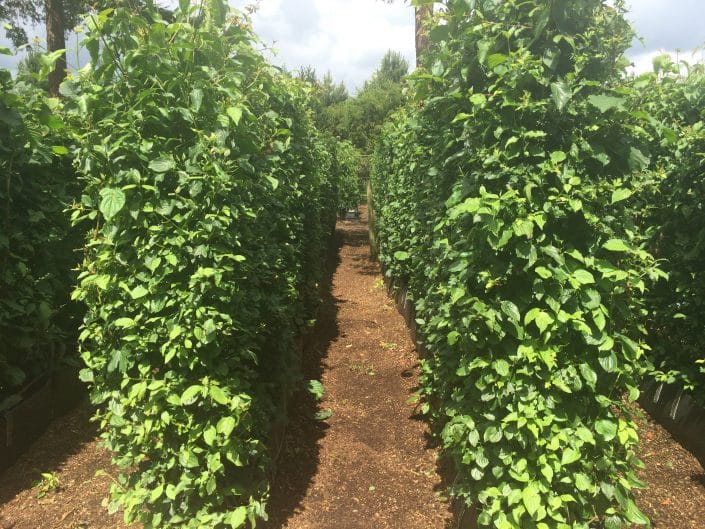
xmin=335 ymin=141 xmax=361 ymax=211
xmin=633 ymin=58 xmax=705 ymax=402
xmin=0 ymin=60 xmax=78 ymax=405
xmin=372 ymin=1 xmax=661 ymax=527
xmin=320 ymin=51 xmax=408 ymax=152
xmin=65 ymin=2 xmax=338 ymax=526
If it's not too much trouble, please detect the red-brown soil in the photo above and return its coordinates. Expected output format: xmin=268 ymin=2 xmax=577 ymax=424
xmin=0 ymin=207 xmax=703 ymax=529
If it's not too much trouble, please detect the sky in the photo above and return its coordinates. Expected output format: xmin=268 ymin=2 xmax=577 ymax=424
xmin=1 ymin=1 xmax=704 ymax=91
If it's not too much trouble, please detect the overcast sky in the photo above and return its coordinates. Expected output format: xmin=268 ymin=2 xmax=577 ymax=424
xmin=2 ymin=1 xmax=704 ymax=91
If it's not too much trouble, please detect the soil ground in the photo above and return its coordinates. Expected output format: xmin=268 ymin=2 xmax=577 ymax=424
xmin=0 ymin=207 xmax=703 ymax=529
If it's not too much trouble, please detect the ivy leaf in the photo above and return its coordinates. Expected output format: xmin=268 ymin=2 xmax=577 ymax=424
xmin=99 ymin=188 xmax=126 ymax=221
xmin=394 ymin=251 xmax=410 ymax=261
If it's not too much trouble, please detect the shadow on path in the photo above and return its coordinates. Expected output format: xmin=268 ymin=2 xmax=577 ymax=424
xmin=264 ymin=230 xmax=343 ymax=528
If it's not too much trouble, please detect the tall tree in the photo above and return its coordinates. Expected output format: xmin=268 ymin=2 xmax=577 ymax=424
xmin=414 ymin=4 xmax=433 ymax=66
xmin=45 ymin=0 xmax=65 ymax=96
xmin=1 ymin=0 xmax=84 ymax=95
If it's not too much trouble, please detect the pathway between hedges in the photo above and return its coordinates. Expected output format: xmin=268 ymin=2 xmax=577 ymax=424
xmin=264 ymin=206 xmax=453 ymax=529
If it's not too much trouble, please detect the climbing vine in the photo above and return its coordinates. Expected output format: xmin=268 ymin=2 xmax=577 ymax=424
xmin=0 ymin=56 xmax=78 ymax=405
xmin=373 ymin=1 xmax=661 ymax=527
xmin=65 ymin=2 xmax=338 ymax=526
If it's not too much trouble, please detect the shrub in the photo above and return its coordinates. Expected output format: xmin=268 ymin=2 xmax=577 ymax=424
xmin=372 ymin=1 xmax=661 ymax=527
xmin=0 ymin=60 xmax=78 ymax=405
xmin=66 ymin=2 xmax=337 ymax=526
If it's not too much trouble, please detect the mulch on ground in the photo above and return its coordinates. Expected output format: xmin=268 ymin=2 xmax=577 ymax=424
xmin=0 ymin=206 xmax=703 ymax=529
xmin=264 ymin=206 xmax=452 ymax=529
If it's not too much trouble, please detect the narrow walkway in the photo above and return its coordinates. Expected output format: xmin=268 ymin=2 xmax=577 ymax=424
xmin=266 ymin=206 xmax=452 ymax=529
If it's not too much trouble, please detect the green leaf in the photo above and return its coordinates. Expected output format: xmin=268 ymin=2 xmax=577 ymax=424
xmin=308 ymin=380 xmax=325 ymax=401
xmin=447 ymin=331 xmax=461 ymax=345
xmin=628 ymin=147 xmax=650 ymax=172
xmin=190 ymin=88 xmax=204 ymax=112
xmin=181 ymin=385 xmax=203 ymax=405
xmin=595 ymin=419 xmax=617 ymax=441
xmin=210 ymin=385 xmax=229 ymax=405
xmin=574 ymin=473 xmax=592 ymax=491
xmin=603 ymin=239 xmax=630 ymax=252
xmin=522 ymin=484 xmax=541 ymax=518
xmin=561 ymin=447 xmax=581 ymax=465
xmin=314 ymin=409 xmax=333 ymax=421
xmin=550 ymin=151 xmax=567 ymax=164
xmin=179 ymin=449 xmax=198 ymax=468
xmin=611 ymin=188 xmax=633 ymax=204
xmin=624 ymin=499 xmax=651 ymax=526
xmin=500 ymin=301 xmax=520 ymax=322
xmin=130 ymin=285 xmax=149 ymax=299
xmin=265 ymin=174 xmax=279 ymax=190
xmin=551 ymin=81 xmax=572 ymax=110
xmin=588 ymin=94 xmax=626 ymax=113
xmin=579 ymin=363 xmax=597 ymax=386
xmin=217 ymin=416 xmax=236 ymax=436
xmin=394 ymin=251 xmax=410 ymax=261
xmin=114 ymin=317 xmax=136 ymax=328
xmin=228 ymin=506 xmax=248 ymax=528
xmin=203 ymin=426 xmax=217 ymax=446
xmin=572 ymin=269 xmax=595 ymax=285
xmin=148 ymin=155 xmax=176 ymax=173
xmin=99 ymin=188 xmax=126 ymax=221
xmin=599 ymin=352 xmax=618 ymax=372
xmin=227 ymin=106 xmax=243 ymax=125
xmin=604 ymin=515 xmax=622 ymax=529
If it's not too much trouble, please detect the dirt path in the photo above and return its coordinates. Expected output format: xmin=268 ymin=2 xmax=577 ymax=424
xmin=265 ymin=206 xmax=453 ymax=529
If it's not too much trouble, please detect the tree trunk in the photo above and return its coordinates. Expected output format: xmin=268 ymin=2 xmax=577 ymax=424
xmin=46 ymin=0 xmax=66 ymax=96
xmin=415 ymin=5 xmax=433 ymax=67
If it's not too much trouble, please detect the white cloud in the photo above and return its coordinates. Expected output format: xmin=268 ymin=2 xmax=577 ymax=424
xmin=234 ymin=0 xmax=415 ymax=92
xmin=1 ymin=1 xmax=704 ymax=86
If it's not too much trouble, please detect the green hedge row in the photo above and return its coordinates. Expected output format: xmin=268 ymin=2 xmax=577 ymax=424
xmin=372 ymin=1 xmax=661 ymax=528
xmin=633 ymin=63 xmax=705 ymax=402
xmin=0 ymin=61 xmax=79 ymax=407
xmin=336 ymin=140 xmax=361 ymax=212
xmin=63 ymin=2 xmax=340 ymax=527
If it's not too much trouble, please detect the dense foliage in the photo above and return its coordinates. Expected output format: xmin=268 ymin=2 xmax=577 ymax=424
xmin=321 ymin=51 xmax=408 ymax=152
xmin=634 ymin=59 xmax=705 ymax=401
xmin=0 ymin=56 xmax=78 ymax=406
xmin=65 ymin=2 xmax=338 ymax=527
xmin=335 ymin=141 xmax=361 ymax=212
xmin=372 ymin=1 xmax=662 ymax=527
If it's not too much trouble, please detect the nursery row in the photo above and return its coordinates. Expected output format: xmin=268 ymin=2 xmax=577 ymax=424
xmin=1 ymin=1 xmax=358 ymax=527
xmin=371 ymin=1 xmax=703 ymax=528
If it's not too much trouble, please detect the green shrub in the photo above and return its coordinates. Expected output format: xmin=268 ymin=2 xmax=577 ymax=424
xmin=336 ymin=140 xmax=361 ymax=212
xmin=634 ymin=60 xmax=705 ymax=401
xmin=66 ymin=2 xmax=337 ymax=526
xmin=372 ymin=1 xmax=661 ymax=527
xmin=0 ymin=60 xmax=78 ymax=405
